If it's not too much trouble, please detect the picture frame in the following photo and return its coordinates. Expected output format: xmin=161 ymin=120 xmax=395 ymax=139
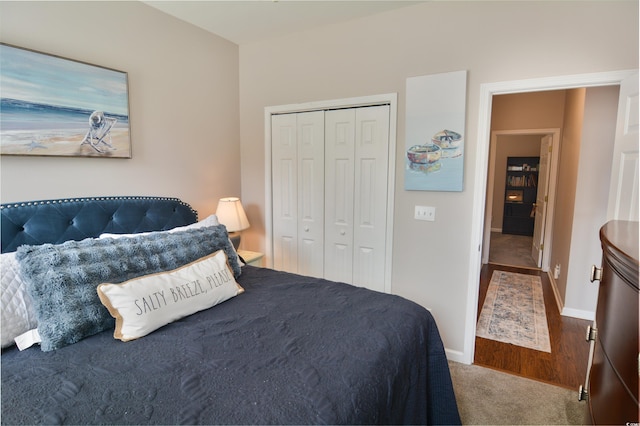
xmin=0 ymin=43 xmax=131 ymax=158
xmin=404 ymin=70 xmax=467 ymax=191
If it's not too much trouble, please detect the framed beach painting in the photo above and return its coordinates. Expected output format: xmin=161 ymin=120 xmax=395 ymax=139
xmin=405 ymin=70 xmax=467 ymax=191
xmin=0 ymin=43 xmax=131 ymax=158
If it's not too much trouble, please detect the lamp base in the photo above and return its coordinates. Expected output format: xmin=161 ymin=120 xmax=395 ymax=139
xmin=229 ymin=232 xmax=241 ymax=250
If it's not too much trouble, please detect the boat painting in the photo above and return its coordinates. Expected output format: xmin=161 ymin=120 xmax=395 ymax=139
xmin=405 ymin=70 xmax=467 ymax=191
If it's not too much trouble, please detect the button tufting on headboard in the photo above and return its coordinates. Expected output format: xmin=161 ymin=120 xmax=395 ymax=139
xmin=1 ymin=196 xmax=198 ymax=253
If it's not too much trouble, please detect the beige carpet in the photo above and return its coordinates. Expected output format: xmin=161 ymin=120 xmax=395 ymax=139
xmin=476 ymin=270 xmax=551 ymax=352
xmin=489 ymin=232 xmax=538 ymax=269
xmin=449 ymin=361 xmax=587 ymax=425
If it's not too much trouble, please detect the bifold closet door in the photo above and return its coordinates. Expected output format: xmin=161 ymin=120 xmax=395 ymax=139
xmin=271 ymin=111 xmax=324 ymax=277
xmin=325 ymin=105 xmax=389 ymax=292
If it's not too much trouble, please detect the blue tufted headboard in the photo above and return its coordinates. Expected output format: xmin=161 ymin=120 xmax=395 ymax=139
xmin=1 ymin=196 xmax=198 ymax=253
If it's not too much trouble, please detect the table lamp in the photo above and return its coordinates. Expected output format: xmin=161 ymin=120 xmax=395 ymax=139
xmin=216 ymin=197 xmax=250 ymax=249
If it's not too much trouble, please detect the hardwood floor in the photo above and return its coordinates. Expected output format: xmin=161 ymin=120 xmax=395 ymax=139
xmin=474 ymin=263 xmax=592 ymax=390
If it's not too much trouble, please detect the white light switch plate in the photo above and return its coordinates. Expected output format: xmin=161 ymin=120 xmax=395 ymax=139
xmin=415 ymin=205 xmax=435 ymax=221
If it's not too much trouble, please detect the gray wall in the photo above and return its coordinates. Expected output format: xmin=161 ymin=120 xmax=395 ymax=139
xmin=1 ymin=1 xmax=241 ymax=216
xmin=238 ymin=1 xmax=638 ymax=358
xmin=1 ymin=0 xmax=637 ymax=361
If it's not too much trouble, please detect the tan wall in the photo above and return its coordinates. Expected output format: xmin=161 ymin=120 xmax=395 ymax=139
xmin=491 ymin=91 xmax=567 ymax=131
xmin=0 ymin=1 xmax=241 ymax=216
xmin=550 ymin=89 xmax=586 ymax=306
xmin=238 ymin=1 xmax=638 ymax=354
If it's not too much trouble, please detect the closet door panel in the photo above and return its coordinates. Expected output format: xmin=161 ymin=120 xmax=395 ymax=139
xmin=278 ymin=236 xmax=296 ymax=272
xmin=272 ymin=114 xmax=298 ymax=272
xmin=353 ymin=105 xmax=390 ymax=292
xmin=354 ymin=246 xmax=375 ymax=289
xmin=324 ymin=109 xmax=355 ymax=284
xmin=297 ymin=111 xmax=325 ymax=278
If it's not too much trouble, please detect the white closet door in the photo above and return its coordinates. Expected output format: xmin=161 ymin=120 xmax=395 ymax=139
xmin=297 ymin=111 xmax=325 ymax=278
xmin=272 ymin=106 xmax=389 ymax=290
xmin=271 ymin=113 xmax=299 ymax=272
xmin=607 ymin=71 xmax=639 ymax=221
xmin=353 ymin=105 xmax=389 ymax=292
xmin=324 ymin=109 xmax=356 ymax=283
xmin=272 ymin=111 xmax=325 ymax=276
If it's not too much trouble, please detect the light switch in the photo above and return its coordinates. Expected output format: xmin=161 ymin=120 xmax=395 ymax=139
xmin=415 ymin=205 xmax=435 ymax=221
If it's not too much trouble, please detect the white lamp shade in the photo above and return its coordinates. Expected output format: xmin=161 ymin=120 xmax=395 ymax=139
xmin=215 ymin=197 xmax=250 ymax=232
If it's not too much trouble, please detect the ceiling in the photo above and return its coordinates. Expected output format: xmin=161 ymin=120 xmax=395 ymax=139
xmin=142 ymin=1 xmax=425 ymax=45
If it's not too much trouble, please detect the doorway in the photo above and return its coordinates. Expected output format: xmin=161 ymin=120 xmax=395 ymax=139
xmin=484 ymin=129 xmax=561 ymax=271
xmin=462 ymin=70 xmax=635 ymax=366
xmin=476 ymin=100 xmax=570 ymax=384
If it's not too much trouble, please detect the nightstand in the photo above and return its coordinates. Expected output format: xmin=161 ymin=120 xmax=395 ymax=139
xmin=237 ymin=249 xmax=264 ymax=267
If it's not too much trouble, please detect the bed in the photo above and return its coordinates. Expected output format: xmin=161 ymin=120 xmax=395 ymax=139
xmin=1 ymin=196 xmax=460 ymax=425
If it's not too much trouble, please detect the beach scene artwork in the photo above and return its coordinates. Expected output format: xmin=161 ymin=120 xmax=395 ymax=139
xmin=0 ymin=43 xmax=131 ymax=158
xmin=405 ymin=70 xmax=467 ymax=191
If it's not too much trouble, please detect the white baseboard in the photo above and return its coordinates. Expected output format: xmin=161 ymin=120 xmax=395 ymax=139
xmin=561 ymin=307 xmax=595 ymax=321
xmin=548 ymin=271 xmax=595 ymax=320
xmin=547 ymin=270 xmax=564 ymax=315
xmin=445 ymin=348 xmax=468 ymax=364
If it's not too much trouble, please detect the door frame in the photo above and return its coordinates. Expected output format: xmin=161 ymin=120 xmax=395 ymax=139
xmin=463 ymin=70 xmax=637 ymax=365
xmin=264 ymin=93 xmax=398 ymax=293
xmin=482 ymin=128 xmax=560 ymax=272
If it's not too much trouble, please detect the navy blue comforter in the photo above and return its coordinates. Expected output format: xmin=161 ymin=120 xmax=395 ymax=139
xmin=1 ymin=266 xmax=460 ymax=425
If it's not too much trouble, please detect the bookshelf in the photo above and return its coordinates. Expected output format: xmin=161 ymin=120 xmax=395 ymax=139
xmin=502 ymin=156 xmax=539 ymax=236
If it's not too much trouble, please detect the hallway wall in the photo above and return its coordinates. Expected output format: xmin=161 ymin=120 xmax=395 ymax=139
xmin=561 ymin=85 xmax=620 ymax=319
xmin=550 ymin=89 xmax=586 ymax=313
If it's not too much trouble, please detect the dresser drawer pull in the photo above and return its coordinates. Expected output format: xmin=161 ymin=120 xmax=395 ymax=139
xmin=585 ymin=325 xmax=597 ymax=342
xmin=578 ymin=385 xmax=588 ymax=401
xmin=590 ymin=265 xmax=602 ymax=282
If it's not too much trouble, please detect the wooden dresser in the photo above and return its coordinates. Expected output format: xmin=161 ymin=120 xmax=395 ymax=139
xmin=585 ymin=221 xmax=639 ymax=424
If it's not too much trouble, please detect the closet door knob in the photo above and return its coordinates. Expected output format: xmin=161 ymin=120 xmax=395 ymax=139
xmin=304 ymin=226 xmax=309 ymax=232
xmin=590 ymin=265 xmax=602 ymax=282
xmin=340 ymin=230 xmax=346 ymax=236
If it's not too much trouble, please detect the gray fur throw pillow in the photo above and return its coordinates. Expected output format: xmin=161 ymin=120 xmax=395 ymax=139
xmin=16 ymin=225 xmax=241 ymax=351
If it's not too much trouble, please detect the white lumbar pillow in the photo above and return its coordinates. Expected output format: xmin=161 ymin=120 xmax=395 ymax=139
xmin=97 ymin=250 xmax=243 ymax=342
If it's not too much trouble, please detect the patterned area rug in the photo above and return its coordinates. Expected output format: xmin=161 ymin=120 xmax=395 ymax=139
xmin=476 ymin=270 xmax=551 ymax=352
